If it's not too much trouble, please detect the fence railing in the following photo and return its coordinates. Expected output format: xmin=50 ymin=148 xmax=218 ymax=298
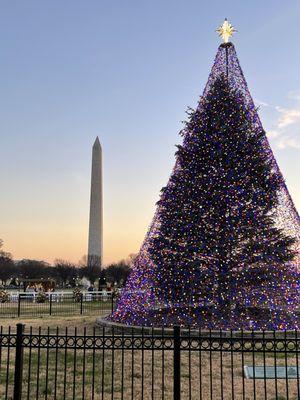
xmin=0 ymin=324 xmax=299 ymax=399
xmin=0 ymin=291 xmax=115 ymax=318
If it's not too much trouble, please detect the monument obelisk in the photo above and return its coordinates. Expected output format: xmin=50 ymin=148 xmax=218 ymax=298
xmin=88 ymin=137 xmax=103 ymax=267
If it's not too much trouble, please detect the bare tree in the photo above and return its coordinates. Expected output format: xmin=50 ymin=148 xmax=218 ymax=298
xmin=105 ymin=260 xmax=131 ymax=286
xmin=18 ymin=259 xmax=50 ymax=280
xmin=78 ymin=255 xmax=101 ymax=284
xmin=79 ymin=254 xmax=101 ymax=269
xmin=54 ymin=259 xmax=78 ymax=288
xmin=0 ymin=245 xmax=16 ymax=287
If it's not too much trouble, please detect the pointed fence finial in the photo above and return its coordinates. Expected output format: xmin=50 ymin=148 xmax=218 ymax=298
xmin=216 ymin=18 xmax=236 ymax=43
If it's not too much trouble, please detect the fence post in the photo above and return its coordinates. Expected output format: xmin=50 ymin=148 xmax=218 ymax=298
xmin=13 ymin=323 xmax=24 ymax=400
xmin=173 ymin=325 xmax=181 ymax=400
xmin=80 ymin=293 xmax=83 ymax=315
xmin=17 ymin=294 xmax=21 ymax=317
xmin=49 ymin=293 xmax=52 ymax=316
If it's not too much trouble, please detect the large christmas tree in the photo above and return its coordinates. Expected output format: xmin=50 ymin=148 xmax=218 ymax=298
xmin=111 ymin=24 xmax=300 ymax=330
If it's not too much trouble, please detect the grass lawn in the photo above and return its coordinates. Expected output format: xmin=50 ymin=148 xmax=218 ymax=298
xmin=0 ymin=314 xmax=100 ymax=332
xmin=0 ymin=316 xmax=299 ymax=399
xmin=0 ymin=300 xmax=112 ymax=320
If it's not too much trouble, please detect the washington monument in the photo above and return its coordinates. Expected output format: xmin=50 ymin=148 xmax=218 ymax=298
xmin=88 ymin=137 xmax=103 ymax=267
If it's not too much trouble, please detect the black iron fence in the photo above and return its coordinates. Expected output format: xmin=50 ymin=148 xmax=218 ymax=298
xmin=0 ymin=292 xmax=115 ymax=318
xmin=0 ymin=324 xmax=300 ymax=399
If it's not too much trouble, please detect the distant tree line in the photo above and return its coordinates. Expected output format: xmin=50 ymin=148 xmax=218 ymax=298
xmin=0 ymin=240 xmax=133 ymax=289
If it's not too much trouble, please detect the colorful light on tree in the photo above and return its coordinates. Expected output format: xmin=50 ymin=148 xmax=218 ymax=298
xmin=110 ymin=37 xmax=300 ymax=330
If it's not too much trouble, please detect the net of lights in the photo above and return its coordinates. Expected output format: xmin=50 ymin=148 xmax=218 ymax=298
xmin=110 ymin=21 xmax=300 ymax=330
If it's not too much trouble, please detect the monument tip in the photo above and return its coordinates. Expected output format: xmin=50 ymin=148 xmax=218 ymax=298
xmin=93 ymin=136 xmax=102 ymax=149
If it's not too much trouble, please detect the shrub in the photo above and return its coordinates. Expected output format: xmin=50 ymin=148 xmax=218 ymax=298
xmin=36 ymin=291 xmax=47 ymax=303
xmin=73 ymin=287 xmax=82 ymax=302
xmin=0 ymin=290 xmax=9 ymax=303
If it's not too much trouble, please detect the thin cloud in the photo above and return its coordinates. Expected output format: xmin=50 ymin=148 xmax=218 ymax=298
xmin=263 ymin=97 xmax=300 ymax=149
xmin=287 ymin=90 xmax=300 ymax=102
xmin=267 ymin=130 xmax=281 ymax=139
xmin=277 ymin=136 xmax=300 ymax=149
xmin=276 ymin=106 xmax=300 ymax=129
xmin=255 ymin=99 xmax=270 ymax=107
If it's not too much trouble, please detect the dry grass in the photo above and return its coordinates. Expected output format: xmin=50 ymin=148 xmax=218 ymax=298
xmin=1 ymin=315 xmax=99 ymax=332
xmin=0 ymin=300 xmax=111 ymax=319
xmin=0 ymin=346 xmax=299 ymax=399
xmin=0 ymin=316 xmax=299 ymax=399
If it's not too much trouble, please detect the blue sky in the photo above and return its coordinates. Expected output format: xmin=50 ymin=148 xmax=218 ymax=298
xmin=1 ymin=0 xmax=300 ymax=264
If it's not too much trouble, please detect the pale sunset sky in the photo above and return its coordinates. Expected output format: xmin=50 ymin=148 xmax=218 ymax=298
xmin=1 ymin=1 xmax=300 ymax=265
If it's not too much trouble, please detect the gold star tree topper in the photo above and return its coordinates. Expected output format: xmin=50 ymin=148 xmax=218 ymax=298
xmin=216 ymin=19 xmax=236 ymax=43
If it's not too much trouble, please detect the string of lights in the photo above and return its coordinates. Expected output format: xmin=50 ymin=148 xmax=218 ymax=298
xmin=110 ymin=42 xmax=300 ymax=330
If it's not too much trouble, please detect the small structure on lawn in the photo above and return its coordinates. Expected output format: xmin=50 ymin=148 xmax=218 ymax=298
xmin=21 ymin=279 xmax=56 ymax=292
